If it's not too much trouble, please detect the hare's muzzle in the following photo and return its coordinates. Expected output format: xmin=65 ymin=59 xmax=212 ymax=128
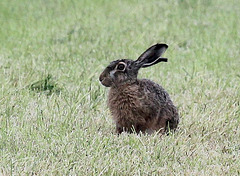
xmin=99 ymin=72 xmax=112 ymax=87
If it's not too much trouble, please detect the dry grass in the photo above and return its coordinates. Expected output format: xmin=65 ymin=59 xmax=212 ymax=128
xmin=0 ymin=0 xmax=239 ymax=175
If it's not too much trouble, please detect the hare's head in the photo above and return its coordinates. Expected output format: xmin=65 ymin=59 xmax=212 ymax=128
xmin=99 ymin=44 xmax=168 ymax=87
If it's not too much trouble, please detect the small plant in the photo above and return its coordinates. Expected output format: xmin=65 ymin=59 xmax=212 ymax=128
xmin=28 ymin=74 xmax=61 ymax=95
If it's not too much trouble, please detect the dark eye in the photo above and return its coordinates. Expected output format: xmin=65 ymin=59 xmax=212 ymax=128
xmin=117 ymin=63 xmax=125 ymax=71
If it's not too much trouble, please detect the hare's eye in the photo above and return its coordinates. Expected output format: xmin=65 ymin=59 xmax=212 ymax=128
xmin=117 ymin=63 xmax=125 ymax=71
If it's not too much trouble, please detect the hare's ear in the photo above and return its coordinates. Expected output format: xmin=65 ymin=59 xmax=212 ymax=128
xmin=136 ymin=43 xmax=168 ymax=68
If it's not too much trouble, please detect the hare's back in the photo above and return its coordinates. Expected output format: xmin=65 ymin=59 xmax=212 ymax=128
xmin=139 ymin=79 xmax=172 ymax=104
xmin=140 ymin=79 xmax=179 ymax=130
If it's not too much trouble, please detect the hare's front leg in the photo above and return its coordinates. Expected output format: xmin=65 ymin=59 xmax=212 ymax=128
xmin=116 ymin=123 xmax=135 ymax=134
xmin=116 ymin=123 xmax=124 ymax=134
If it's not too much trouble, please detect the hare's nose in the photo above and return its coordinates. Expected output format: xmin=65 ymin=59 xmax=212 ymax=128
xmin=99 ymin=75 xmax=104 ymax=82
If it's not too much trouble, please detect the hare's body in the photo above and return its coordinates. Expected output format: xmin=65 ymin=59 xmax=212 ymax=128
xmin=108 ymin=79 xmax=179 ymax=134
xmin=99 ymin=43 xmax=179 ymax=134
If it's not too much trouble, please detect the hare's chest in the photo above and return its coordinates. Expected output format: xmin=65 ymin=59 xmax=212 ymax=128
xmin=107 ymin=88 xmax=144 ymax=120
xmin=108 ymin=91 xmax=140 ymax=111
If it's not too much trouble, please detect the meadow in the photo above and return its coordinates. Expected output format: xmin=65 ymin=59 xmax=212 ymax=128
xmin=0 ymin=0 xmax=239 ymax=175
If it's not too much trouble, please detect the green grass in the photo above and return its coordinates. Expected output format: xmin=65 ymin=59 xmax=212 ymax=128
xmin=0 ymin=0 xmax=239 ymax=175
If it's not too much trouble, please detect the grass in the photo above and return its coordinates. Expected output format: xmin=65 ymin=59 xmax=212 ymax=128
xmin=0 ymin=0 xmax=239 ymax=175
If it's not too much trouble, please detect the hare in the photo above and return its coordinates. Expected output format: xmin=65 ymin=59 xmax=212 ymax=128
xmin=99 ymin=44 xmax=179 ymax=134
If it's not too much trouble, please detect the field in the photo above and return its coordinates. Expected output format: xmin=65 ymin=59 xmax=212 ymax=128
xmin=0 ymin=0 xmax=239 ymax=175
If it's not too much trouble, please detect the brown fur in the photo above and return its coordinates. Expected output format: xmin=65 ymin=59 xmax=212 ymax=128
xmin=99 ymin=44 xmax=179 ymax=134
xmin=107 ymin=79 xmax=179 ymax=134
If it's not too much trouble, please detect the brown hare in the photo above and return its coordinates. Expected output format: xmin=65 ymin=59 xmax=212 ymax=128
xmin=99 ymin=44 xmax=179 ymax=134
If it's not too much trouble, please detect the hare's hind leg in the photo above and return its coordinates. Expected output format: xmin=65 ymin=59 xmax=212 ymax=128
xmin=156 ymin=117 xmax=167 ymax=134
xmin=167 ymin=115 xmax=179 ymax=131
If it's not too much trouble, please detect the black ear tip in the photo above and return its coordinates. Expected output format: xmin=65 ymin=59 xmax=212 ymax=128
xmin=159 ymin=58 xmax=168 ymax=62
xmin=156 ymin=43 xmax=168 ymax=49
